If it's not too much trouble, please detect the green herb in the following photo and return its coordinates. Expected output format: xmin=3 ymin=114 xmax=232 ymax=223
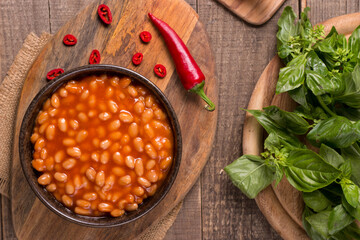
xmin=225 ymin=6 xmax=360 ymax=239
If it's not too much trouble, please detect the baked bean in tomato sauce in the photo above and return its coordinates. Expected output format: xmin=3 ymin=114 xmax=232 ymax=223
xmin=31 ymin=74 xmax=174 ymax=217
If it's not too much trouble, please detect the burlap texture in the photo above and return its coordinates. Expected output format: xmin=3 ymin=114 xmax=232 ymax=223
xmin=0 ymin=32 xmax=182 ymax=239
xmin=0 ymin=32 xmax=51 ymax=197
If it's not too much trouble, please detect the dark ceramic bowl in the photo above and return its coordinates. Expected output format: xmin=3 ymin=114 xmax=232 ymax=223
xmin=19 ymin=65 xmax=182 ymax=227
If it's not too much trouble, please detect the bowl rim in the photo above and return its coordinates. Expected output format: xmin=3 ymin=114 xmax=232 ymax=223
xmin=19 ymin=64 xmax=182 ymax=227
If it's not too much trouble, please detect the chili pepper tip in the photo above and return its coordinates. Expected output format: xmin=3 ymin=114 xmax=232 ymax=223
xmin=189 ymin=81 xmax=215 ymax=112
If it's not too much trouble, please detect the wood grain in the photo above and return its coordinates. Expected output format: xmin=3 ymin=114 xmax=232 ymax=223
xmin=214 ymin=0 xmax=286 ymax=25
xmin=4 ymin=0 xmax=359 ymax=239
xmin=199 ymin=0 xmax=298 ymax=239
xmin=164 ymin=179 xmax=202 ymax=239
xmin=0 ymin=1 xmax=50 ymax=239
xmin=243 ymin=11 xmax=360 ymax=240
xmin=10 ymin=0 xmax=217 ymax=239
xmin=307 ymin=0 xmax=360 ymax=25
xmin=0 ymin=0 xmax=50 ymax=82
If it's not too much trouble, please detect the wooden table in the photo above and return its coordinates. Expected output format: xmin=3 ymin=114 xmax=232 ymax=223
xmin=0 ymin=0 xmax=359 ymax=239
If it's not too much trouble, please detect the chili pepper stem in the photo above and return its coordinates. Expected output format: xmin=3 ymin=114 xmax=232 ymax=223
xmin=189 ymin=81 xmax=215 ymax=111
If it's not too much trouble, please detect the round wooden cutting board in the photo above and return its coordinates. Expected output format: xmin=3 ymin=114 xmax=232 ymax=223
xmin=243 ymin=13 xmax=360 ymax=240
xmin=11 ymin=0 xmax=218 ymax=239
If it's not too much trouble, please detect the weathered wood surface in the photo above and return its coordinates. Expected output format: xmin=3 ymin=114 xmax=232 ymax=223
xmin=10 ymin=0 xmax=218 ymax=239
xmin=1 ymin=0 xmax=360 ymax=239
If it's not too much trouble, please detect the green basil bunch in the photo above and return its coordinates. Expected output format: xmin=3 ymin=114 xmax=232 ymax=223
xmin=225 ymin=6 xmax=360 ymax=239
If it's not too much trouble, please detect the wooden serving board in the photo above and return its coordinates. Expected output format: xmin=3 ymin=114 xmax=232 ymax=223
xmin=243 ymin=13 xmax=360 ymax=240
xmin=10 ymin=0 xmax=218 ymax=239
xmin=215 ymin=0 xmax=286 ymax=25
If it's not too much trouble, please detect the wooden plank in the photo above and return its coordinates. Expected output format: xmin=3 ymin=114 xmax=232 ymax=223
xmin=301 ymin=0 xmax=307 ymax=11
xmin=0 ymin=1 xmax=49 ymax=239
xmin=0 ymin=199 xmax=2 ymax=240
xmin=164 ymin=179 xmax=202 ymax=239
xmin=0 ymin=0 xmax=50 ymax=82
xmin=307 ymin=0 xmax=360 ymax=24
xmin=198 ymin=0 xmax=298 ymax=239
xmin=2 ymin=197 xmax=17 ymax=240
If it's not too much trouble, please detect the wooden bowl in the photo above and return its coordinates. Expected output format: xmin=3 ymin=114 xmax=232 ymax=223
xmin=243 ymin=13 xmax=360 ymax=240
xmin=18 ymin=64 xmax=182 ymax=227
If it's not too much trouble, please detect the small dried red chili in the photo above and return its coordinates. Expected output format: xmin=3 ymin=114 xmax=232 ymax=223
xmin=97 ymin=4 xmax=112 ymax=25
xmin=63 ymin=34 xmax=77 ymax=46
xmin=149 ymin=13 xmax=215 ymax=111
xmin=89 ymin=50 xmax=101 ymax=64
xmin=132 ymin=53 xmax=143 ymax=66
xmin=140 ymin=31 xmax=152 ymax=43
xmin=154 ymin=64 xmax=166 ymax=78
xmin=46 ymin=68 xmax=64 ymax=81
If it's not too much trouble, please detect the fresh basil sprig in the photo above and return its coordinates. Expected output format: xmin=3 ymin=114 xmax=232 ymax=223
xmin=225 ymin=6 xmax=360 ymax=239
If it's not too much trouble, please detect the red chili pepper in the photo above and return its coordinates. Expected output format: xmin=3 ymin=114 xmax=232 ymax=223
xmin=46 ymin=68 xmax=64 ymax=81
xmin=63 ymin=34 xmax=77 ymax=46
xmin=140 ymin=31 xmax=152 ymax=43
xmin=89 ymin=50 xmax=101 ymax=64
xmin=154 ymin=64 xmax=167 ymax=78
xmin=97 ymin=4 xmax=112 ymax=25
xmin=132 ymin=53 xmax=143 ymax=66
xmin=148 ymin=13 xmax=215 ymax=111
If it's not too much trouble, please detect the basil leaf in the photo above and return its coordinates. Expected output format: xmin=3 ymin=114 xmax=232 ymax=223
xmin=307 ymin=50 xmax=328 ymax=75
xmin=307 ymin=116 xmax=360 ymax=148
xmin=284 ymin=149 xmax=341 ymax=192
xmin=306 ymin=210 xmax=332 ymax=238
xmin=303 ymin=207 xmax=327 ymax=240
xmin=352 ymin=64 xmax=360 ymax=90
xmin=341 ymin=144 xmax=360 ymax=186
xmin=339 ymin=160 xmax=352 ymax=179
xmin=319 ymin=93 xmax=333 ymax=105
xmin=276 ymin=54 xmax=307 ymax=93
xmin=224 ymin=155 xmax=275 ymax=199
xmin=336 ymin=65 xmax=360 ymax=107
xmin=342 ymin=72 xmax=356 ymax=94
xmin=319 ymin=144 xmax=344 ymax=168
xmin=303 ymin=190 xmax=332 ymax=212
xmin=274 ymin=168 xmax=284 ymax=187
xmin=335 ymin=106 xmax=360 ymax=121
xmin=306 ymin=70 xmax=337 ymax=96
xmin=245 ymin=109 xmax=304 ymax=148
xmin=263 ymin=105 xmax=310 ymax=135
xmin=326 ymin=26 xmax=338 ymax=39
xmin=338 ymin=223 xmax=360 ymax=239
xmin=316 ymin=33 xmax=336 ymax=54
xmin=348 ymin=26 xmax=360 ymax=59
xmin=295 ymin=105 xmax=328 ymax=120
xmin=332 ymin=222 xmax=360 ymax=240
xmin=320 ymin=184 xmax=343 ymax=205
xmin=276 ymin=6 xmax=298 ymax=43
xmin=264 ymin=133 xmax=294 ymax=154
xmin=342 ymin=197 xmax=360 ymax=221
xmin=288 ymin=85 xmax=311 ymax=111
xmin=276 ymin=6 xmax=299 ymax=60
xmin=328 ymin=204 xmax=354 ymax=235
xmin=341 ymin=179 xmax=359 ymax=208
xmin=335 ymin=92 xmax=360 ymax=108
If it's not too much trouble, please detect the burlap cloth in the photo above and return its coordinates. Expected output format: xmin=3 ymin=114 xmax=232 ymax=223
xmin=0 ymin=32 xmax=182 ymax=239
